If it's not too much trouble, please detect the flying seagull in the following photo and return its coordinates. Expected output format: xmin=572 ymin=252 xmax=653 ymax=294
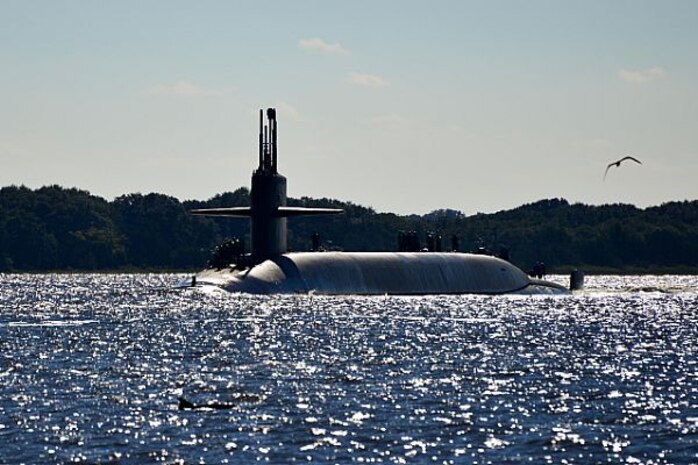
xmin=604 ymin=155 xmax=642 ymax=180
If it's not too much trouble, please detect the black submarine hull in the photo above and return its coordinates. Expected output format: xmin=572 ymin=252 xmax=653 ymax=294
xmin=191 ymin=108 xmax=574 ymax=296
xmin=194 ymin=252 xmax=568 ymax=295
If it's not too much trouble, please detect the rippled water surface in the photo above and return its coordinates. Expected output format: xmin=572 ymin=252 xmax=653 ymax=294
xmin=1 ymin=274 xmax=698 ymax=464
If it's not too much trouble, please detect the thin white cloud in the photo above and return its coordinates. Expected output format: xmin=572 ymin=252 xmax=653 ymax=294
xmin=346 ymin=72 xmax=390 ymax=87
xmin=142 ymin=80 xmax=235 ymax=96
xmin=276 ymin=101 xmax=301 ymax=122
xmin=617 ymin=67 xmax=667 ymax=84
xmin=364 ymin=114 xmax=405 ymax=125
xmin=298 ymin=38 xmax=348 ymax=55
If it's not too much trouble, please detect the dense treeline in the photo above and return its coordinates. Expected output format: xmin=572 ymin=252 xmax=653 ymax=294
xmin=1 ymin=185 xmax=697 ymax=272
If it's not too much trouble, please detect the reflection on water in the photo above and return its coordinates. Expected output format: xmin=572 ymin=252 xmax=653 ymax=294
xmin=1 ymin=274 xmax=697 ymax=463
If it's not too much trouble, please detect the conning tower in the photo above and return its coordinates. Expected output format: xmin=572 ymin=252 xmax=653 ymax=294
xmin=252 ymin=108 xmax=287 ymax=262
xmin=192 ymin=108 xmax=342 ymax=264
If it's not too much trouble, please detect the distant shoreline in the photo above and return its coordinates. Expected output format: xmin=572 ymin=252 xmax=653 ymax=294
xmin=2 ymin=185 xmax=698 ymax=273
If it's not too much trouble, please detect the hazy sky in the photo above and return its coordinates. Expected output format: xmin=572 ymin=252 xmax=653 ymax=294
xmin=1 ymin=1 xmax=696 ymax=214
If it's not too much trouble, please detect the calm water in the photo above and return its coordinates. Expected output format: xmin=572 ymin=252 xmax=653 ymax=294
xmin=1 ymin=274 xmax=697 ymax=464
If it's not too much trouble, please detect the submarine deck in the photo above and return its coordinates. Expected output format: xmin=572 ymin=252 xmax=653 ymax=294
xmin=193 ymin=252 xmax=568 ymax=295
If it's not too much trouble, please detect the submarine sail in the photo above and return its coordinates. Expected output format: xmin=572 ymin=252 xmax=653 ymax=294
xmin=191 ymin=108 xmax=568 ymax=295
xmin=192 ymin=108 xmax=342 ymax=264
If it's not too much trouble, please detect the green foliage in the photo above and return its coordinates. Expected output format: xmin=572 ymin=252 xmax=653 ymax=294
xmin=1 ymin=185 xmax=697 ymax=272
xmin=0 ymin=185 xmax=123 ymax=270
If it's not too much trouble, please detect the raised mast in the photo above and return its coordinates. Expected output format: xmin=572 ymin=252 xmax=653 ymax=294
xmin=191 ymin=107 xmax=342 ymax=265
xmin=258 ymin=109 xmax=263 ymax=168
xmin=250 ymin=108 xmax=287 ymax=261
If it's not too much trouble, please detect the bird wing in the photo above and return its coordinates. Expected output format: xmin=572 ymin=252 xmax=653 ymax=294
xmin=604 ymin=155 xmax=642 ymax=180
xmin=620 ymin=155 xmax=642 ymax=165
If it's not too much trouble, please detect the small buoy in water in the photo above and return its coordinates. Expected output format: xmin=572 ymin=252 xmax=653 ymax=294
xmin=569 ymin=269 xmax=584 ymax=290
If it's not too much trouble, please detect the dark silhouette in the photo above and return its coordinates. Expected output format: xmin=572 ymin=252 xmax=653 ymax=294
xmin=178 ymin=394 xmax=261 ymax=410
xmin=604 ymin=155 xmax=642 ymax=180
xmin=311 ymin=232 xmax=321 ymax=251
xmin=530 ymin=261 xmax=546 ymax=279
xmin=450 ymin=234 xmax=460 ymax=252
xmin=570 ymin=269 xmax=585 ymax=290
xmin=397 ymin=231 xmax=406 ymax=251
xmin=178 ymin=396 xmax=236 ymax=410
xmin=190 ymin=108 xmax=342 ymax=265
xmin=207 ymin=238 xmax=245 ymax=269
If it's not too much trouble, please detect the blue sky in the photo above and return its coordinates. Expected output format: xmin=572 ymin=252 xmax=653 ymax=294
xmin=1 ymin=1 xmax=696 ymax=214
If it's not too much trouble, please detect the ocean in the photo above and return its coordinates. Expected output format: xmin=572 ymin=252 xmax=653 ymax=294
xmin=1 ymin=274 xmax=697 ymax=464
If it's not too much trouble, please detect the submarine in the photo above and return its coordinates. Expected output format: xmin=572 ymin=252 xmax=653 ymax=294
xmin=190 ymin=108 xmax=571 ymax=295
